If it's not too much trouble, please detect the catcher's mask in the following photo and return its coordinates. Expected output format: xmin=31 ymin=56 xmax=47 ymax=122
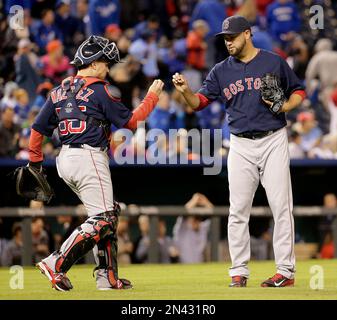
xmin=70 ymin=35 xmax=121 ymax=68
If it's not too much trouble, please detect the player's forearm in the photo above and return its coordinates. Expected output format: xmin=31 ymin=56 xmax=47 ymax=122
xmin=282 ymin=90 xmax=306 ymax=112
xmin=124 ymin=92 xmax=159 ymax=130
xmin=181 ymin=88 xmax=201 ymax=109
xmin=29 ymin=128 xmax=44 ymax=163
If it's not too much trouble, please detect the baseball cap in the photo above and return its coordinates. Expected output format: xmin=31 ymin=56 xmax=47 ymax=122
xmin=105 ymin=24 xmax=122 ymax=36
xmin=216 ymin=15 xmax=251 ymax=36
xmin=46 ymin=39 xmax=62 ymax=53
xmin=296 ymin=111 xmax=315 ymax=122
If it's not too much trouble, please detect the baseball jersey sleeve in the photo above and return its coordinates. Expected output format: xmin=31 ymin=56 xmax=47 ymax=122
xmin=198 ymin=66 xmax=221 ymax=101
xmin=100 ymin=85 xmax=132 ymax=128
xmin=32 ymin=97 xmax=59 ymax=137
xmin=279 ymin=57 xmax=304 ymax=98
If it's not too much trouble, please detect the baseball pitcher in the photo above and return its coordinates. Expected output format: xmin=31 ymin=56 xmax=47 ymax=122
xmin=173 ymin=16 xmax=306 ymax=287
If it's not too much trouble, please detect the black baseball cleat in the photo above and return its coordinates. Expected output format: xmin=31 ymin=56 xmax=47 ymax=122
xmin=261 ymin=273 xmax=294 ymax=287
xmin=229 ymin=276 xmax=247 ymax=287
xmin=36 ymin=261 xmax=73 ymax=291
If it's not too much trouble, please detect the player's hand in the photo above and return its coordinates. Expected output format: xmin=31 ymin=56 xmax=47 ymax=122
xmin=263 ymin=98 xmax=287 ymax=113
xmin=172 ymin=73 xmax=189 ymax=93
xmin=148 ymin=79 xmax=164 ymax=97
xmin=262 ymin=98 xmax=273 ymax=107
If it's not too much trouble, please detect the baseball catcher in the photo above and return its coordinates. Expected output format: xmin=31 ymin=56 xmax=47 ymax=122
xmin=28 ymin=35 xmax=164 ymax=291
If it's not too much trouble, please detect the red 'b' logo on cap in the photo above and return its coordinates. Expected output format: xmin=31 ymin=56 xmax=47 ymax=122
xmin=223 ymin=21 xmax=230 ymax=30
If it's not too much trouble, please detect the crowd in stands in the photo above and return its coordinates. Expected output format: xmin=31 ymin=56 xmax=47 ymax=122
xmin=0 ymin=0 xmax=337 ymax=161
xmin=1 ymin=191 xmax=335 ymax=266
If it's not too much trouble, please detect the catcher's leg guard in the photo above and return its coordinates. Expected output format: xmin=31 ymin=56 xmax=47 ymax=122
xmin=51 ymin=211 xmax=118 ymax=274
xmin=93 ymin=223 xmax=132 ymax=289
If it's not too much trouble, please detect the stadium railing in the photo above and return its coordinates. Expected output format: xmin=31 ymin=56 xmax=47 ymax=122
xmin=0 ymin=205 xmax=336 ymax=265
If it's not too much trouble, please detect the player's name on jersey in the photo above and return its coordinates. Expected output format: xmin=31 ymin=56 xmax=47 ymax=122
xmin=50 ymin=87 xmax=94 ymax=104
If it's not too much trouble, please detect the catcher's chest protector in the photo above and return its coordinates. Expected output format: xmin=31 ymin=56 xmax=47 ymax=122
xmin=57 ymin=79 xmax=87 ymax=122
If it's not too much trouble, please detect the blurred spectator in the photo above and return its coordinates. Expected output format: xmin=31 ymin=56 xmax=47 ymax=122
xmin=132 ymin=15 xmax=161 ymax=41
xmin=31 ymin=217 xmax=50 ymax=263
xmin=251 ymin=25 xmax=274 ymax=51
xmin=266 ymin=0 xmax=300 ymax=47
xmin=286 ymin=35 xmax=309 ymax=81
xmin=306 ymin=39 xmax=337 ymax=134
xmin=319 ymin=231 xmax=334 ymax=259
xmin=251 ymin=230 xmax=272 ymax=260
xmin=0 ymin=82 xmax=19 ymax=110
xmin=104 ymin=24 xmax=122 ymax=43
xmin=32 ymin=81 xmax=53 ymax=110
xmin=186 ymin=20 xmax=209 ymax=71
xmin=13 ymin=88 xmax=31 ymax=125
xmin=15 ymin=127 xmax=31 ymax=160
xmin=256 ymin=0 xmax=274 ymax=16
xmin=133 ymin=215 xmax=177 ymax=264
xmin=42 ymin=139 xmax=58 ymax=160
xmin=40 ymin=39 xmax=72 ymax=84
xmin=109 ymin=55 xmax=145 ymax=109
xmin=157 ymin=219 xmax=179 ymax=263
xmin=33 ymin=9 xmax=63 ymax=53
xmin=119 ymin=0 xmax=140 ymax=30
xmin=196 ymin=100 xmax=226 ymax=137
xmin=0 ymin=107 xmax=20 ymax=157
xmin=315 ymin=193 xmax=337 ymax=259
xmin=1 ymin=222 xmax=23 ymax=266
xmin=308 ymin=134 xmax=337 ymax=159
xmin=133 ymin=215 xmax=150 ymax=263
xmin=76 ymin=0 xmax=91 ymax=38
xmin=328 ymin=86 xmax=337 ymax=135
xmin=306 ymin=39 xmax=337 ymax=97
xmin=3 ymin=8 xmax=32 ymax=64
xmin=22 ymin=108 xmax=39 ymax=129
xmin=50 ymin=215 xmax=73 ymax=250
xmin=288 ymin=129 xmax=305 ymax=159
xmin=147 ymin=91 xmax=175 ymax=134
xmin=89 ymin=0 xmax=120 ymax=36
xmin=189 ymin=0 xmax=226 ymax=37
xmin=117 ymin=216 xmax=133 ymax=265
xmin=55 ymin=0 xmax=86 ymax=57
xmin=129 ymin=29 xmax=159 ymax=81
xmin=14 ymin=38 xmax=42 ymax=102
xmin=189 ymin=0 xmax=227 ymax=67
xmin=293 ymin=111 xmax=322 ymax=154
xmin=173 ymin=193 xmax=212 ymax=263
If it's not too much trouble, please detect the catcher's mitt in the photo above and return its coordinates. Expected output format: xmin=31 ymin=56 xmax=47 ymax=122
xmin=260 ymin=73 xmax=286 ymax=115
xmin=14 ymin=163 xmax=54 ymax=203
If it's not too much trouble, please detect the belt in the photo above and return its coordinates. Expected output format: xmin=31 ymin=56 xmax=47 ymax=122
xmin=67 ymin=143 xmax=107 ymax=152
xmin=233 ymin=129 xmax=277 ymax=140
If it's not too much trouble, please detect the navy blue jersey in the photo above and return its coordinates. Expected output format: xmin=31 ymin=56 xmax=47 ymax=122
xmin=32 ymin=77 xmax=132 ymax=148
xmin=198 ymin=49 xmax=304 ymax=134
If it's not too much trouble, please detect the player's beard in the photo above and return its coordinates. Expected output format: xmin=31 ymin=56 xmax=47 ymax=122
xmin=227 ymin=39 xmax=246 ymax=58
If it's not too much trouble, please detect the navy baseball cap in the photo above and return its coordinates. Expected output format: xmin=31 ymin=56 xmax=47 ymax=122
xmin=216 ymin=15 xmax=251 ymax=36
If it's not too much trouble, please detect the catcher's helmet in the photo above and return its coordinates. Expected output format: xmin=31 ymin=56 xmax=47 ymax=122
xmin=70 ymin=35 xmax=120 ymax=68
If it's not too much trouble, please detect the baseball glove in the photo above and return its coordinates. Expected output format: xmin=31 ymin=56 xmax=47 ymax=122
xmin=260 ymin=73 xmax=286 ymax=115
xmin=14 ymin=163 xmax=54 ymax=203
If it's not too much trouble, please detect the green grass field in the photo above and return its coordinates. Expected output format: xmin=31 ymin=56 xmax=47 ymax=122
xmin=0 ymin=260 xmax=336 ymax=300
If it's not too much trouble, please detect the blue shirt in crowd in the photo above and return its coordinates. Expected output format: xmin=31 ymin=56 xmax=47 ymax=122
xmin=266 ymin=0 xmax=300 ymax=45
xmin=88 ymin=0 xmax=120 ymax=36
xmin=189 ymin=0 xmax=227 ymax=36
